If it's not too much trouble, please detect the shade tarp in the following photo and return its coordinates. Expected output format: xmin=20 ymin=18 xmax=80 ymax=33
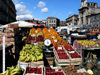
xmin=0 ymin=25 xmax=8 ymax=28
xmin=0 ymin=21 xmax=35 ymax=28
xmin=30 ymin=22 xmax=41 ymax=26
xmin=10 ymin=21 xmax=34 ymax=27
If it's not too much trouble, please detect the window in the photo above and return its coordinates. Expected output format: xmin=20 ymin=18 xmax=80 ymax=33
xmin=54 ymin=20 xmax=56 ymax=23
xmin=50 ymin=20 xmax=51 ymax=23
xmin=52 ymin=20 xmax=53 ymax=23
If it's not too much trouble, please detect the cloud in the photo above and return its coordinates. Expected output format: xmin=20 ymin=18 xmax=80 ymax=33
xmin=16 ymin=14 xmax=33 ymax=20
xmin=38 ymin=1 xmax=46 ymax=8
xmin=34 ymin=18 xmax=41 ymax=21
xmin=41 ymin=8 xmax=48 ymax=13
xmin=15 ymin=2 xmax=34 ymax=20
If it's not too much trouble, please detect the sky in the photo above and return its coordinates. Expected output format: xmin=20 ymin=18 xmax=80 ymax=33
xmin=12 ymin=0 xmax=100 ymax=21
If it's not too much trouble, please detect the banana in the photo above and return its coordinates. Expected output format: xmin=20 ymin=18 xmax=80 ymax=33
xmin=0 ymin=66 xmax=23 ymax=75
xmin=19 ymin=56 xmax=27 ymax=61
xmin=19 ymin=44 xmax=44 ymax=62
xmin=24 ymin=56 xmax=30 ymax=62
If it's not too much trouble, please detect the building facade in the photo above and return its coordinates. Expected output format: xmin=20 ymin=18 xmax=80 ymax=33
xmin=40 ymin=20 xmax=47 ymax=26
xmin=65 ymin=0 xmax=100 ymax=28
xmin=78 ymin=0 xmax=100 ymax=28
xmin=0 ymin=0 xmax=16 ymax=25
xmin=66 ymin=15 xmax=78 ymax=26
xmin=60 ymin=21 xmax=66 ymax=26
xmin=47 ymin=17 xmax=60 ymax=28
xmin=26 ymin=19 xmax=39 ymax=24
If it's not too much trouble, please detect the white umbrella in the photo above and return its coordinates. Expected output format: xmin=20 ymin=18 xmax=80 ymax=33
xmin=0 ymin=21 xmax=35 ymax=28
xmin=0 ymin=25 xmax=8 ymax=28
xmin=10 ymin=21 xmax=34 ymax=27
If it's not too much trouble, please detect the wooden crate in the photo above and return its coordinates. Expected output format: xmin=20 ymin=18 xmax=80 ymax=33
xmin=44 ymin=67 xmax=66 ymax=75
xmin=30 ymin=61 xmax=44 ymax=67
xmin=53 ymin=48 xmax=70 ymax=63
xmin=70 ymin=61 xmax=82 ymax=65
xmin=46 ymin=57 xmax=54 ymax=65
xmin=55 ymin=59 xmax=71 ymax=66
xmin=23 ymin=66 xmax=44 ymax=75
xmin=66 ymin=51 xmax=82 ymax=63
xmin=17 ymin=61 xmax=29 ymax=70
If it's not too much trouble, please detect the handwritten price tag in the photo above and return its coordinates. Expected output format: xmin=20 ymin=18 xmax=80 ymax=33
xmin=58 ymin=47 xmax=62 ymax=50
xmin=54 ymin=40 xmax=57 ymax=42
xmin=32 ymin=34 xmax=35 ymax=37
xmin=35 ymin=30 xmax=37 ymax=33
xmin=52 ymin=36 xmax=55 ymax=38
xmin=48 ymin=30 xmax=50 ymax=32
xmin=69 ymin=51 xmax=75 ymax=53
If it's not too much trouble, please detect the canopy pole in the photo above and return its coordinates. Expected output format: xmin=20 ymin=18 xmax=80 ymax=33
xmin=2 ymin=35 xmax=5 ymax=73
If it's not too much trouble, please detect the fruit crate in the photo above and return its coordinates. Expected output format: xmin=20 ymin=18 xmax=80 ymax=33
xmin=30 ymin=61 xmax=44 ymax=67
xmin=63 ymin=46 xmax=74 ymax=52
xmin=46 ymin=57 xmax=54 ymax=66
xmin=23 ymin=66 xmax=44 ymax=75
xmin=70 ymin=61 xmax=82 ymax=65
xmin=44 ymin=67 xmax=66 ymax=75
xmin=55 ymin=58 xmax=71 ymax=66
xmin=17 ymin=61 xmax=29 ymax=70
xmin=53 ymin=48 xmax=70 ymax=63
xmin=67 ymin=51 xmax=82 ymax=64
xmin=26 ymin=36 xmax=36 ymax=44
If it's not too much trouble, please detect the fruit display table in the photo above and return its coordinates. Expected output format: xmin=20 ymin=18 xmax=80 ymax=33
xmin=73 ymin=40 xmax=100 ymax=56
xmin=70 ymin=35 xmax=87 ymax=45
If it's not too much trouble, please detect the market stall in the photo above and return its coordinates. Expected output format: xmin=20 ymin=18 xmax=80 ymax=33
xmin=1 ymin=26 xmax=100 ymax=75
xmin=73 ymin=40 xmax=100 ymax=55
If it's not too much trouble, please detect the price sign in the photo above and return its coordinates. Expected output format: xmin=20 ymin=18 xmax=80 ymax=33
xmin=34 ymin=43 xmax=38 ymax=45
xmin=44 ymin=39 xmax=51 ymax=46
xmin=58 ymin=47 xmax=62 ymax=50
xmin=48 ymin=30 xmax=50 ymax=32
xmin=35 ymin=30 xmax=37 ymax=33
xmin=69 ymin=51 xmax=75 ymax=53
xmin=52 ymin=36 xmax=55 ymax=39
xmin=54 ymin=40 xmax=57 ymax=42
xmin=32 ymin=34 xmax=35 ymax=37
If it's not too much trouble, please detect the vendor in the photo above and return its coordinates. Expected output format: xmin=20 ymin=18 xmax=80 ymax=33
xmin=15 ymin=31 xmax=23 ymax=62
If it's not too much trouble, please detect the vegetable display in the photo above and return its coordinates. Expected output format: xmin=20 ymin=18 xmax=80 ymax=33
xmin=19 ymin=44 xmax=44 ymax=62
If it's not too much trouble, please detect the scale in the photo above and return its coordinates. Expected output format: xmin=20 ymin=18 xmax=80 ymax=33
xmin=44 ymin=39 xmax=52 ymax=52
